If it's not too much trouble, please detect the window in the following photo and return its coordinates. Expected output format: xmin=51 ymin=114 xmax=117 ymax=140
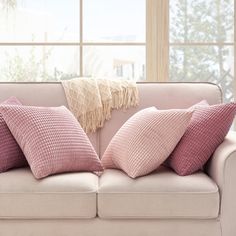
xmin=169 ymin=0 xmax=234 ymax=102
xmin=0 ymin=0 xmax=146 ymax=81
xmin=0 ymin=0 xmax=234 ymax=102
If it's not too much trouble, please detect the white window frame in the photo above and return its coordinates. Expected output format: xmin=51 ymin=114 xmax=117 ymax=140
xmin=0 ymin=0 xmax=234 ymax=86
xmin=146 ymin=0 xmax=235 ymax=89
xmin=0 ymin=0 xmax=146 ymax=80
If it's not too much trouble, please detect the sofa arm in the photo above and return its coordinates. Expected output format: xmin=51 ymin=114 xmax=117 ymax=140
xmin=206 ymin=131 xmax=236 ymax=236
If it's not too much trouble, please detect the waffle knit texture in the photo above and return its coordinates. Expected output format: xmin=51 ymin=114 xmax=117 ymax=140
xmin=168 ymin=102 xmax=236 ymax=176
xmin=62 ymin=77 xmax=139 ymax=133
xmin=101 ymin=107 xmax=193 ymax=178
xmin=0 ymin=97 xmax=27 ymax=172
xmin=0 ymin=105 xmax=103 ymax=179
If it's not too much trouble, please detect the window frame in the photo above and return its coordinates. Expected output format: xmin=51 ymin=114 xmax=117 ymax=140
xmin=0 ymin=0 xmax=234 ymax=86
xmin=0 ymin=0 xmax=146 ymax=80
xmin=168 ymin=0 xmax=235 ymax=103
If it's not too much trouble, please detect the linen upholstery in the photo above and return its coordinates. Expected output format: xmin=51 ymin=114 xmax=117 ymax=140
xmin=0 ymin=82 xmax=221 ymax=157
xmin=99 ymin=82 xmax=222 ymax=155
xmin=0 ymin=83 xmax=99 ymax=154
xmin=98 ymin=168 xmax=219 ymax=219
xmin=0 ymin=168 xmax=98 ymax=218
xmin=0 ymin=82 xmax=226 ymax=236
xmin=0 ymin=219 xmax=221 ymax=236
xmin=207 ymin=131 xmax=236 ymax=236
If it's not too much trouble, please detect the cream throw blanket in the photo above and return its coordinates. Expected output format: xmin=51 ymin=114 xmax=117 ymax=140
xmin=61 ymin=78 xmax=139 ymax=133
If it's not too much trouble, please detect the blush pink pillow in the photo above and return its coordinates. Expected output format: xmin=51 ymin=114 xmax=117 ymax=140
xmin=0 ymin=97 xmax=27 ymax=172
xmin=168 ymin=102 xmax=236 ymax=176
xmin=0 ymin=105 xmax=103 ymax=179
xmin=101 ymin=107 xmax=192 ymax=178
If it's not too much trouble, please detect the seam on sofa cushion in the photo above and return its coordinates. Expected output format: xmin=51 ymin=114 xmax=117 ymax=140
xmin=97 ymin=214 xmax=219 ymax=220
xmin=0 ymin=191 xmax=97 ymax=194
xmin=0 ymin=215 xmax=97 ymax=219
xmin=97 ymin=191 xmax=219 ymax=195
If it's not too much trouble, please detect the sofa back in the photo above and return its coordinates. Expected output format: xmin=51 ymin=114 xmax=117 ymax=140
xmin=0 ymin=82 xmax=222 ymax=156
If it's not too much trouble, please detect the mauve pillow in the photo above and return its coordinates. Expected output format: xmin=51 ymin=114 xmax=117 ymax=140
xmin=101 ymin=107 xmax=192 ymax=178
xmin=167 ymin=102 xmax=236 ymax=176
xmin=0 ymin=105 xmax=103 ymax=179
xmin=0 ymin=97 xmax=27 ymax=172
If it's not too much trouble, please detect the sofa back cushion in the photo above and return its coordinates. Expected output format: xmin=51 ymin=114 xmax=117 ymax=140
xmin=101 ymin=107 xmax=193 ymax=178
xmin=0 ymin=83 xmax=99 ymax=154
xmin=0 ymin=82 xmax=222 ymax=157
xmin=99 ymin=83 xmax=222 ymax=155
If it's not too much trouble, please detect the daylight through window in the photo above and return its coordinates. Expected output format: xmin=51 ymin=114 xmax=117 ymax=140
xmin=169 ymin=0 xmax=234 ymax=102
xmin=0 ymin=0 xmax=146 ymax=82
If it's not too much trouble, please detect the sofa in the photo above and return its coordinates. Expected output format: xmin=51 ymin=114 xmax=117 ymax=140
xmin=0 ymin=81 xmax=235 ymax=236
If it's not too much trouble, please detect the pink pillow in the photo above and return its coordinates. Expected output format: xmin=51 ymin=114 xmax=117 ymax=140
xmin=101 ymin=107 xmax=192 ymax=178
xmin=0 ymin=97 xmax=27 ymax=172
xmin=189 ymin=100 xmax=209 ymax=109
xmin=167 ymin=102 xmax=236 ymax=176
xmin=0 ymin=105 xmax=103 ymax=179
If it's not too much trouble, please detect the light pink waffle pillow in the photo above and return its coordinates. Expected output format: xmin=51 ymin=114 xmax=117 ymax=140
xmin=0 ymin=97 xmax=27 ymax=172
xmin=0 ymin=105 xmax=103 ymax=179
xmin=167 ymin=102 xmax=236 ymax=176
xmin=101 ymin=107 xmax=193 ymax=178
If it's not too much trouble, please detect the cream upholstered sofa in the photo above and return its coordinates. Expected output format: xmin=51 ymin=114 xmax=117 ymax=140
xmin=0 ymin=82 xmax=235 ymax=236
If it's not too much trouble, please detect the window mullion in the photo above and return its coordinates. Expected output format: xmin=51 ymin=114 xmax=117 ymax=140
xmin=80 ymin=0 xmax=83 ymax=77
xmin=234 ymin=0 xmax=236 ymax=102
xmin=146 ymin=0 xmax=169 ymax=82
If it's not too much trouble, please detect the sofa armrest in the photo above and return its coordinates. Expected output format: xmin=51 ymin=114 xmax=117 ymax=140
xmin=206 ymin=131 xmax=236 ymax=236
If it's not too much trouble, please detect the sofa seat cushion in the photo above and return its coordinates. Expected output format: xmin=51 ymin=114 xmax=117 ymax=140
xmin=98 ymin=167 xmax=219 ymax=219
xmin=0 ymin=168 xmax=98 ymax=219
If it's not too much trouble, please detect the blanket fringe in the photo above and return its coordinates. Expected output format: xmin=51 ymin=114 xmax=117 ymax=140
xmin=62 ymin=77 xmax=139 ymax=133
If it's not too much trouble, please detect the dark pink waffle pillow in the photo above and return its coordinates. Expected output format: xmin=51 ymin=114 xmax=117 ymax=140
xmin=0 ymin=97 xmax=27 ymax=172
xmin=0 ymin=105 xmax=103 ymax=179
xmin=167 ymin=102 xmax=236 ymax=176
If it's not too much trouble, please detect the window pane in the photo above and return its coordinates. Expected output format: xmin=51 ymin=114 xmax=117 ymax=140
xmin=83 ymin=46 xmax=145 ymax=80
xmin=169 ymin=46 xmax=234 ymax=102
xmin=0 ymin=0 xmax=79 ymax=42
xmin=0 ymin=46 xmax=80 ymax=81
xmin=170 ymin=0 xmax=234 ymax=43
xmin=83 ymin=0 xmax=146 ymax=42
